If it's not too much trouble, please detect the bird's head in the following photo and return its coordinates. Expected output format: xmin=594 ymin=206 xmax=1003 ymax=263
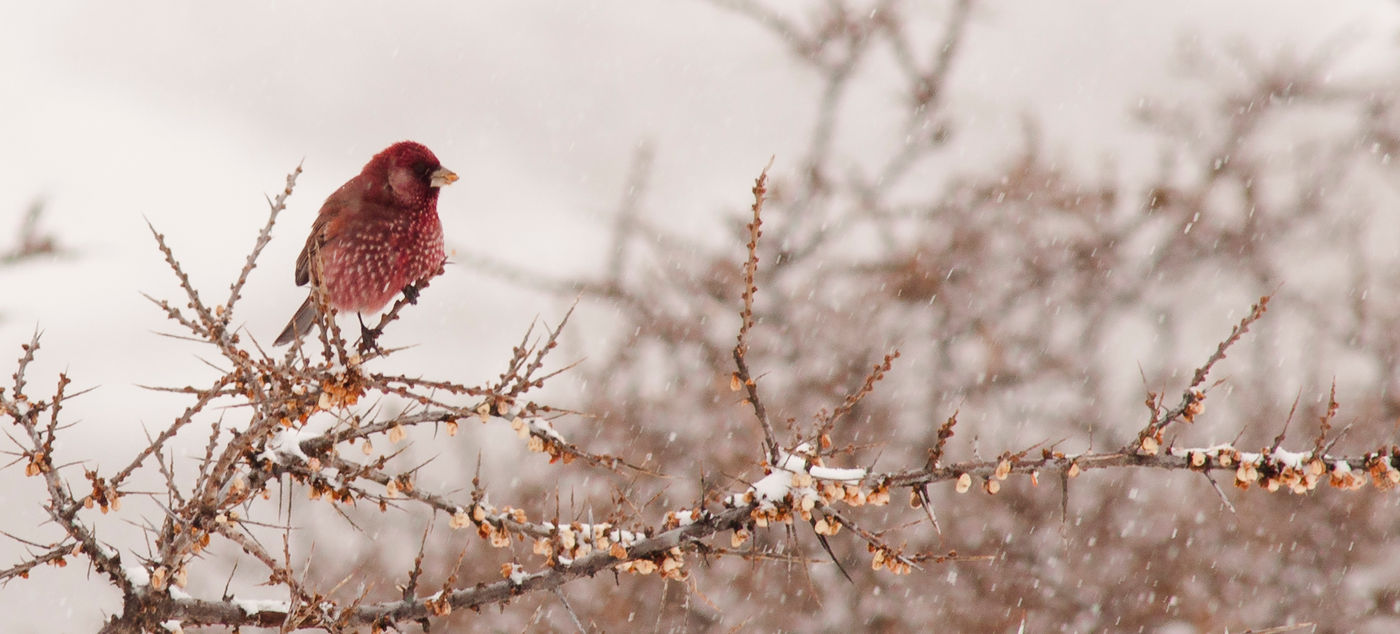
xmin=366 ymin=141 xmax=458 ymax=208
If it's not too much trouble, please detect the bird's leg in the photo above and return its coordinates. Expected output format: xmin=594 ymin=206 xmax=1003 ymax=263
xmin=357 ymin=313 xmax=383 ymax=354
xmin=401 ymin=282 xmax=421 ymax=304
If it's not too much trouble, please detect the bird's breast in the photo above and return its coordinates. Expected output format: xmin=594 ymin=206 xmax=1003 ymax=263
xmin=317 ymin=210 xmax=444 ymax=313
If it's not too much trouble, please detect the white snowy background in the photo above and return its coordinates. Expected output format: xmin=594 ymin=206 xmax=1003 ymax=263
xmin=2 ymin=0 xmax=1398 ymax=629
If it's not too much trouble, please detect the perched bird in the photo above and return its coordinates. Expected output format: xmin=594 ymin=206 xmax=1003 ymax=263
xmin=274 ymin=141 xmax=458 ymax=346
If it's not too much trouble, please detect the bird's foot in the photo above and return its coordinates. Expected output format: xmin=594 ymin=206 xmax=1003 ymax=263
xmin=401 ymin=283 xmax=420 ymax=304
xmin=357 ymin=315 xmax=383 ymax=355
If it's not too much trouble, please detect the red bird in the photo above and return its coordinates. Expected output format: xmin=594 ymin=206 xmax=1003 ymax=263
xmin=274 ymin=141 xmax=458 ymax=346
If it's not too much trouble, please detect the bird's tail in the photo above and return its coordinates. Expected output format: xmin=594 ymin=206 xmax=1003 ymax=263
xmin=274 ymin=296 xmax=317 ymax=346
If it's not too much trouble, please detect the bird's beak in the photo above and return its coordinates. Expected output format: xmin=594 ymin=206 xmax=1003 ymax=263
xmin=430 ymin=167 xmax=459 ymax=188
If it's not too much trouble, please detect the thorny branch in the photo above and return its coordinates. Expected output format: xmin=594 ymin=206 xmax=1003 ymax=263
xmin=734 ymin=158 xmax=780 ymax=467
xmin=1132 ymin=295 xmax=1271 ymax=453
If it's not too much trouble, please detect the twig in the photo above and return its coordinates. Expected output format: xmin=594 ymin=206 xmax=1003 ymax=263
xmin=553 ymin=588 xmax=588 ymax=634
xmin=224 ymin=164 xmax=302 ymax=318
xmin=733 ymin=158 xmax=780 ymax=466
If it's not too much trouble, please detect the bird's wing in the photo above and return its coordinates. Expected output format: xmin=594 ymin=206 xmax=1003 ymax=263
xmin=295 ymin=183 xmax=358 ymax=287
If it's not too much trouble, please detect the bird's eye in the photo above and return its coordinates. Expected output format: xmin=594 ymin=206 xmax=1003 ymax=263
xmin=412 ymin=162 xmax=433 ymax=179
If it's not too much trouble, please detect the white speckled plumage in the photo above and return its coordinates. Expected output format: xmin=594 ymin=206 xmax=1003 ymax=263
xmin=319 ymin=211 xmax=444 ymax=312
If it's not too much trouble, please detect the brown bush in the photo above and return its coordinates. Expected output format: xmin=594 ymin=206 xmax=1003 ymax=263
xmin=7 ymin=2 xmax=1400 ymax=632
